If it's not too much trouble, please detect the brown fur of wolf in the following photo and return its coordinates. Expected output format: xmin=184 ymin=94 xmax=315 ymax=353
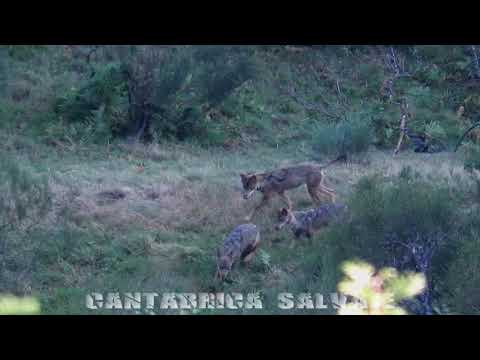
xmin=215 ymin=224 xmax=261 ymax=282
xmin=240 ymin=154 xmax=346 ymax=221
xmin=275 ymin=203 xmax=347 ymax=248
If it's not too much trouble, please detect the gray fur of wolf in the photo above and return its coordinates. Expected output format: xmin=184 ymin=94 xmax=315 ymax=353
xmin=240 ymin=154 xmax=346 ymax=221
xmin=215 ymin=224 xmax=261 ymax=281
xmin=276 ymin=203 xmax=347 ymax=247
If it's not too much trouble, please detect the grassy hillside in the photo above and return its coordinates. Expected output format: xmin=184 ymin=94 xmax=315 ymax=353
xmin=2 ymin=45 xmax=480 ymax=314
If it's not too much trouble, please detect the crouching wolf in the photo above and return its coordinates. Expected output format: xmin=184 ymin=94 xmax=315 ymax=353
xmin=215 ymin=224 xmax=261 ymax=282
xmin=240 ymin=154 xmax=346 ymax=221
xmin=275 ymin=203 xmax=347 ymax=248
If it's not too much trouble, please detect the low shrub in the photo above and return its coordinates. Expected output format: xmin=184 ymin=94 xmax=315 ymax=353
xmin=303 ymin=168 xmax=458 ymax=314
xmin=313 ymin=112 xmax=373 ymax=157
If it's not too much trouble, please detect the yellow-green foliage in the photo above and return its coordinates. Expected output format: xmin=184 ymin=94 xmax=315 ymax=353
xmin=337 ymin=260 xmax=426 ymax=315
xmin=2 ymin=45 xmax=480 ymax=315
xmin=0 ymin=295 xmax=41 ymax=315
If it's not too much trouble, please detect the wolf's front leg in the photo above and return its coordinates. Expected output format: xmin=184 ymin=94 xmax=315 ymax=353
xmin=242 ymin=252 xmax=256 ymax=266
xmin=241 ymin=240 xmax=259 ymax=266
xmin=317 ymin=187 xmax=336 ymax=204
xmin=279 ymin=192 xmax=293 ymax=210
xmin=306 ymin=229 xmax=314 ymax=246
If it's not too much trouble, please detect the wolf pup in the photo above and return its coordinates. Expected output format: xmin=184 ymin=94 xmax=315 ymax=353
xmin=276 ymin=203 xmax=347 ymax=248
xmin=240 ymin=154 xmax=345 ymax=221
xmin=215 ymin=224 xmax=261 ymax=282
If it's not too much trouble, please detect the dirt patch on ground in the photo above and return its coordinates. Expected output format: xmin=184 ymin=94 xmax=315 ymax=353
xmin=96 ymin=187 xmax=133 ymax=204
xmin=52 ymin=177 xmax=247 ymax=233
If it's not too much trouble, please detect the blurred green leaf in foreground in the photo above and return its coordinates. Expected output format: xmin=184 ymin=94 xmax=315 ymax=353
xmin=337 ymin=260 xmax=426 ymax=315
xmin=0 ymin=295 xmax=41 ymax=315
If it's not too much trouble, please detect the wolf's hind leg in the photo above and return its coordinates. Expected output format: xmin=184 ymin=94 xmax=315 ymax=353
xmin=242 ymin=251 xmax=256 ymax=265
xmin=319 ymin=172 xmax=336 ymax=194
xmin=321 ymin=191 xmax=336 ymax=203
xmin=318 ymin=184 xmax=337 ymax=202
xmin=307 ymin=184 xmax=323 ymax=204
xmin=241 ymin=243 xmax=259 ymax=266
xmin=279 ymin=191 xmax=293 ymax=210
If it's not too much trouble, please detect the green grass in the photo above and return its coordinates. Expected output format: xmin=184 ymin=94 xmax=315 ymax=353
xmin=0 ymin=134 xmax=476 ymax=314
xmin=3 ymin=45 xmax=480 ymax=314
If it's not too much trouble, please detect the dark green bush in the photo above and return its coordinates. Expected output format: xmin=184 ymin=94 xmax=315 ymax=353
xmin=149 ymin=46 xmax=257 ymax=144
xmin=346 ymin=169 xmax=455 ymax=249
xmin=54 ymin=63 xmax=128 ymax=143
xmin=304 ymin=168 xmax=458 ymax=313
xmin=52 ymin=46 xmax=258 ymax=145
xmin=442 ymin=208 xmax=480 ymax=314
xmin=313 ymin=112 xmax=373 ymax=157
xmin=195 ymin=46 xmax=257 ymax=107
xmin=464 ymin=144 xmax=480 ymax=173
xmin=55 ymin=65 xmax=119 ymax=122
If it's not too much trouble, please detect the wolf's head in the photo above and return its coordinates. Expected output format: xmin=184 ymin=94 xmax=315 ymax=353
xmin=275 ymin=207 xmax=294 ymax=230
xmin=240 ymin=173 xmax=260 ymax=200
xmin=215 ymin=249 xmax=235 ymax=282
